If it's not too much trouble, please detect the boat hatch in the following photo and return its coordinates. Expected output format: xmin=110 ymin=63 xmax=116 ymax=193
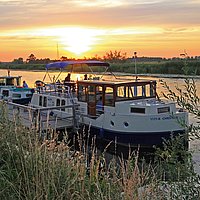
xmin=13 ymin=94 xmax=21 ymax=98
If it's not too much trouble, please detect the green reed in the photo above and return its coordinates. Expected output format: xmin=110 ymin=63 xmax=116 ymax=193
xmin=0 ymin=102 xmax=199 ymax=200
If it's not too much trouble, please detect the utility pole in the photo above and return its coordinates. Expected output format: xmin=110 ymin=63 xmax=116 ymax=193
xmin=133 ymin=51 xmax=137 ymax=79
xmin=180 ymin=50 xmax=189 ymax=74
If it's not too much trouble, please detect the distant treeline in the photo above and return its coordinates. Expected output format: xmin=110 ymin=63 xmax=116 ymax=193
xmin=0 ymin=63 xmax=45 ymax=71
xmin=0 ymin=60 xmax=200 ymax=75
xmin=110 ymin=60 xmax=200 ymax=75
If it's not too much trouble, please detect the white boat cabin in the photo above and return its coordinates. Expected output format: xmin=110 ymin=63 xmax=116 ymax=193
xmin=77 ymin=79 xmax=158 ymax=116
xmin=0 ymin=76 xmax=33 ymax=104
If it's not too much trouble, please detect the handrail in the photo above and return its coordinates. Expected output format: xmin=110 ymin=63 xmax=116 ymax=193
xmin=0 ymin=100 xmax=79 ymax=111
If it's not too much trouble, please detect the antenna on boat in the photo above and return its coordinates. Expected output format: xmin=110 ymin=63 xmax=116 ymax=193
xmin=57 ymin=42 xmax=60 ymax=60
xmin=133 ymin=51 xmax=137 ymax=80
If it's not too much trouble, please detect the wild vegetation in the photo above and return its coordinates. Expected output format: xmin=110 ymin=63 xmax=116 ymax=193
xmin=1 ymin=60 xmax=200 ymax=75
xmin=1 ymin=52 xmax=200 ymax=199
xmin=0 ymin=100 xmax=200 ymax=199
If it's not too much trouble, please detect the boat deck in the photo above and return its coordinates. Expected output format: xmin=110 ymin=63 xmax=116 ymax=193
xmin=2 ymin=101 xmax=80 ymax=132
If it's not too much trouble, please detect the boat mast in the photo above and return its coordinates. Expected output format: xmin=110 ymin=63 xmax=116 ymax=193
xmin=57 ymin=43 xmax=60 ymax=60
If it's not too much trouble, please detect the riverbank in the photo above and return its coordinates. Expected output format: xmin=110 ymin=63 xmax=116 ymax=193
xmin=1 ymin=60 xmax=200 ymax=76
xmin=115 ymin=72 xmax=200 ymax=79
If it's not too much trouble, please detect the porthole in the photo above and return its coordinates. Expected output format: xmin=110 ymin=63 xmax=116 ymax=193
xmin=124 ymin=122 xmax=129 ymax=127
xmin=110 ymin=121 xmax=115 ymax=126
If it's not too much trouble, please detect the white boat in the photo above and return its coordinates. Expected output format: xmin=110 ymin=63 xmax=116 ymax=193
xmin=30 ymin=61 xmax=188 ymax=149
xmin=0 ymin=75 xmax=34 ymax=105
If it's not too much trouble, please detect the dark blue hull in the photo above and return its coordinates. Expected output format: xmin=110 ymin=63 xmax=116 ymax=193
xmin=82 ymin=125 xmax=187 ymax=149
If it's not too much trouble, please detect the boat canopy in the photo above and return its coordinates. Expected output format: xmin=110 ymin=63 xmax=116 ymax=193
xmin=43 ymin=60 xmax=112 ymax=83
xmin=45 ymin=60 xmax=110 ymax=70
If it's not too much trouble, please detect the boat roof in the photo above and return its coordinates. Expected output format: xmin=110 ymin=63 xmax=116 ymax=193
xmin=46 ymin=60 xmax=110 ymax=70
xmin=0 ymin=76 xmax=22 ymax=79
xmin=78 ymin=78 xmax=156 ymax=86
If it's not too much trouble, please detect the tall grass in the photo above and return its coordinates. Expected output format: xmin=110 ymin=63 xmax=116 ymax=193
xmin=0 ymin=103 xmax=199 ymax=199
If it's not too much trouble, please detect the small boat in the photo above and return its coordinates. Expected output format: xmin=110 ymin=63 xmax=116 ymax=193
xmin=0 ymin=74 xmax=34 ymax=105
xmin=30 ymin=61 xmax=188 ymax=150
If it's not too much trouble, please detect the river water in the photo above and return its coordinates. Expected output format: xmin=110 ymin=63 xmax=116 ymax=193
xmin=1 ymin=69 xmax=200 ymax=173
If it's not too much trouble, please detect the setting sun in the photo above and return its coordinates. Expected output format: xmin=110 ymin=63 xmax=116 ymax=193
xmin=58 ymin=27 xmax=103 ymax=55
xmin=0 ymin=0 xmax=200 ymax=61
xmin=29 ymin=27 xmax=106 ymax=56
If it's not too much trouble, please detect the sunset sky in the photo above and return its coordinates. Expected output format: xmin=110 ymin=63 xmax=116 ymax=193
xmin=0 ymin=0 xmax=200 ymax=61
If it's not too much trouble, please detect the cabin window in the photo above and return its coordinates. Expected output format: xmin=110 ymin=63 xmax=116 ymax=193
xmin=2 ymin=90 xmax=9 ymax=97
xmin=39 ymin=96 xmax=42 ymax=106
xmin=78 ymin=85 xmax=87 ymax=102
xmin=145 ymin=84 xmax=150 ymax=97
xmin=116 ymin=85 xmax=148 ymax=101
xmin=135 ymin=86 xmax=144 ymax=97
xmin=117 ymin=86 xmax=126 ymax=98
xmin=43 ymin=97 xmax=47 ymax=107
xmin=16 ymin=78 xmax=21 ymax=86
xmin=96 ymin=86 xmax=103 ymax=97
xmin=150 ymin=83 xmax=156 ymax=97
xmin=88 ymin=85 xmax=95 ymax=102
xmin=56 ymin=99 xmax=60 ymax=106
xmin=13 ymin=94 xmax=21 ymax=98
xmin=116 ymin=86 xmax=134 ymax=100
xmin=6 ymin=78 xmax=14 ymax=86
xmin=105 ymin=87 xmax=114 ymax=106
xmin=130 ymin=107 xmax=145 ymax=114
xmin=0 ymin=79 xmax=5 ymax=85
xmin=158 ymin=107 xmax=170 ymax=114
xmin=61 ymin=100 xmax=65 ymax=111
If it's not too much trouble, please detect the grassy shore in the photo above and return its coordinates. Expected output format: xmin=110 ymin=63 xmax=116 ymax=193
xmin=0 ymin=103 xmax=199 ymax=199
xmin=1 ymin=60 xmax=200 ymax=75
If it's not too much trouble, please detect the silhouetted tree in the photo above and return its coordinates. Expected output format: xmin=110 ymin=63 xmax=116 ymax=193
xmin=12 ymin=57 xmax=23 ymax=64
xmin=26 ymin=54 xmax=36 ymax=63
xmin=60 ymin=56 xmax=68 ymax=61
xmin=103 ymin=50 xmax=127 ymax=62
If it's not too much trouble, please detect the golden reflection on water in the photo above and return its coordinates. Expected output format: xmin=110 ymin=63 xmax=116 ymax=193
xmin=0 ymin=69 xmax=199 ymax=97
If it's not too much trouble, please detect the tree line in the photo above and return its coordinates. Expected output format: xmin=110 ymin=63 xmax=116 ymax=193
xmin=1 ymin=51 xmax=200 ymax=75
xmin=7 ymin=51 xmax=200 ymax=65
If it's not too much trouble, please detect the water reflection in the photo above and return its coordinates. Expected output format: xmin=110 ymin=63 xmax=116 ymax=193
xmin=1 ymin=69 xmax=199 ymax=97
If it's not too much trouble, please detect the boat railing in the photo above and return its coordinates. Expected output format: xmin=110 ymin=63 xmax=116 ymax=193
xmin=1 ymin=100 xmax=80 ymax=134
xmin=36 ymin=83 xmax=76 ymax=98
